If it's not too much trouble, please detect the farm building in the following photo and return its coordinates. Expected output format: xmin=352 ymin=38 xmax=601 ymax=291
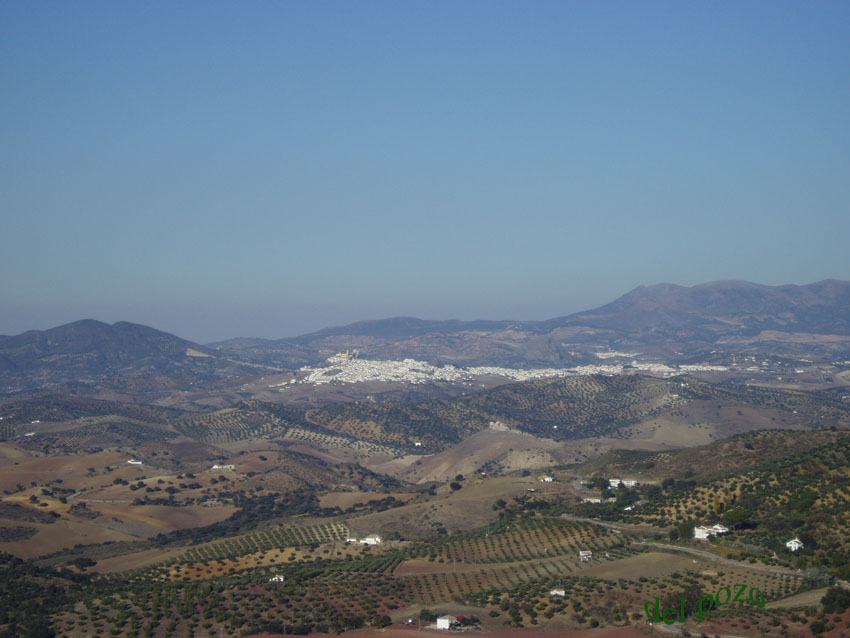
xmin=361 ymin=534 xmax=382 ymax=545
xmin=268 ymin=574 xmax=285 ymax=582
xmin=579 ymin=550 xmax=592 ymax=562
xmin=211 ymin=464 xmax=236 ymax=470
xmin=786 ymin=538 xmax=804 ymax=551
xmin=549 ymin=589 xmax=566 ymax=597
xmin=127 ymin=459 xmax=142 ymax=465
xmin=540 ymin=476 xmax=554 ymax=483
xmin=436 ymin=616 xmax=457 ymax=630
xmin=694 ymin=523 xmax=730 ymax=540
xmin=609 ymin=478 xmax=639 ymax=487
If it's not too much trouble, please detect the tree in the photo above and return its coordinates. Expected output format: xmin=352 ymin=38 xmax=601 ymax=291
xmin=722 ymin=507 xmax=752 ymax=529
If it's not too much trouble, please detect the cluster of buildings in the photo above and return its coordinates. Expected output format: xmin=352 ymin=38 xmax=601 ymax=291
xmin=346 ymin=534 xmax=383 ymax=546
xmin=693 ymin=523 xmax=730 ymax=539
xmin=270 ymin=354 xmax=730 ymax=389
xmin=609 ymin=478 xmax=639 ymax=488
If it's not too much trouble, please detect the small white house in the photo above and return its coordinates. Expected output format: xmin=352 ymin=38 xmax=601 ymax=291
xmin=786 ymin=538 xmax=804 ymax=552
xmin=583 ymin=497 xmax=602 ymax=504
xmin=269 ymin=574 xmax=285 ymax=582
xmin=623 ymin=479 xmax=639 ymax=487
xmin=609 ymin=478 xmax=622 ymax=488
xmin=436 ymin=616 xmax=457 ymax=630
xmin=549 ymin=588 xmax=566 ymax=597
xmin=540 ymin=476 xmax=554 ymax=483
xmin=127 ymin=459 xmax=143 ymax=465
xmin=694 ymin=525 xmax=714 ymax=540
xmin=211 ymin=464 xmax=236 ymax=470
xmin=361 ymin=534 xmax=382 ymax=545
xmin=579 ymin=550 xmax=592 ymax=562
xmin=695 ymin=523 xmax=729 ymax=540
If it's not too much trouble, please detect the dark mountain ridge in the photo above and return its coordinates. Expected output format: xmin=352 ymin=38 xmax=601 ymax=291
xmin=215 ymin=279 xmax=850 ymax=367
xmin=0 ymin=319 xmax=262 ymax=399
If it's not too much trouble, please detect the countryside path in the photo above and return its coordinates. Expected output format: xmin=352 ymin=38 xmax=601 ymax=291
xmin=652 ymin=621 xmax=750 ymax=638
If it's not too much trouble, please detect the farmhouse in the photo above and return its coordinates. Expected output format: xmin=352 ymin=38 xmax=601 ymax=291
xmin=694 ymin=523 xmax=730 ymax=540
xmin=540 ymin=476 xmax=554 ymax=483
xmin=549 ymin=588 xmax=566 ymax=597
xmin=347 ymin=534 xmax=383 ymax=545
xmin=211 ymin=464 xmax=236 ymax=470
xmin=436 ymin=616 xmax=457 ymax=630
xmin=268 ymin=574 xmax=285 ymax=582
xmin=786 ymin=537 xmax=804 ymax=552
xmin=127 ymin=459 xmax=142 ymax=465
xmin=609 ymin=478 xmax=639 ymax=488
xmin=579 ymin=550 xmax=593 ymax=562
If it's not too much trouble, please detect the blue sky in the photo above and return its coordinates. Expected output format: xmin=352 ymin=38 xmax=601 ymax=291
xmin=2 ymin=1 xmax=849 ymax=342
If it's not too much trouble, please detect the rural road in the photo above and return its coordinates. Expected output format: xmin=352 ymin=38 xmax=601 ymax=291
xmin=652 ymin=621 xmax=750 ymax=638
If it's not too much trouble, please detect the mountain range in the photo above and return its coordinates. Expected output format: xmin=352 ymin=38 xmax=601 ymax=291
xmin=2 ymin=279 xmax=850 ymax=400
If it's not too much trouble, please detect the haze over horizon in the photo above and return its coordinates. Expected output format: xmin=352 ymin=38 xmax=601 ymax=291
xmin=3 ymin=2 xmax=849 ymax=343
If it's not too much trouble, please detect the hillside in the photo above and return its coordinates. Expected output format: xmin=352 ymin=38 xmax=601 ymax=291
xmin=0 ymin=319 xmax=266 ymax=399
xmin=216 ymin=279 xmax=850 ymax=367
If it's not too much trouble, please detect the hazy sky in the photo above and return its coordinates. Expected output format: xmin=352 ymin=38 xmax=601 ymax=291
xmin=2 ymin=2 xmax=849 ymax=343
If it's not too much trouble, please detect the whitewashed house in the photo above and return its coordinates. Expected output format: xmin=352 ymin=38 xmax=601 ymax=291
xmin=211 ymin=464 xmax=236 ymax=470
xmin=436 ymin=616 xmax=457 ymax=630
xmin=549 ymin=589 xmax=566 ymax=597
xmin=540 ymin=476 xmax=554 ymax=483
xmin=609 ymin=478 xmax=623 ymax=488
xmin=694 ymin=525 xmax=714 ymax=540
xmin=694 ymin=523 xmax=729 ymax=540
xmin=786 ymin=538 xmax=804 ymax=552
xmin=361 ymin=534 xmax=382 ymax=545
xmin=269 ymin=574 xmax=285 ymax=582
xmin=579 ymin=550 xmax=593 ymax=562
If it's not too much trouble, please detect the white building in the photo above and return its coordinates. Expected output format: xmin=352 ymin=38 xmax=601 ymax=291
xmin=609 ymin=478 xmax=622 ymax=488
xmin=436 ymin=616 xmax=457 ymax=630
xmin=786 ymin=538 xmax=804 ymax=552
xmin=211 ymin=464 xmax=236 ymax=470
xmin=549 ymin=589 xmax=566 ymax=597
xmin=694 ymin=524 xmax=729 ymax=540
xmin=361 ymin=534 xmax=382 ymax=545
xmin=583 ymin=497 xmax=602 ymax=504
xmin=127 ymin=459 xmax=142 ymax=465
xmin=269 ymin=574 xmax=285 ymax=582
xmin=694 ymin=525 xmax=714 ymax=540
xmin=540 ymin=476 xmax=554 ymax=483
xmin=579 ymin=550 xmax=593 ymax=562
xmin=623 ymin=479 xmax=639 ymax=487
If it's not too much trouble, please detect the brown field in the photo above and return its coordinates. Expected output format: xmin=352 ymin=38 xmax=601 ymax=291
xmin=765 ymin=587 xmax=829 ymax=608
xmin=319 ymin=490 xmax=419 ymax=509
xmin=346 ymin=476 xmax=546 ymax=538
xmin=93 ymin=546 xmax=189 ymax=573
xmin=0 ymin=450 xmax=130 ymax=491
xmin=581 ymin=551 xmax=709 ymax=579
xmin=0 ymin=498 xmax=236 ymax=558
